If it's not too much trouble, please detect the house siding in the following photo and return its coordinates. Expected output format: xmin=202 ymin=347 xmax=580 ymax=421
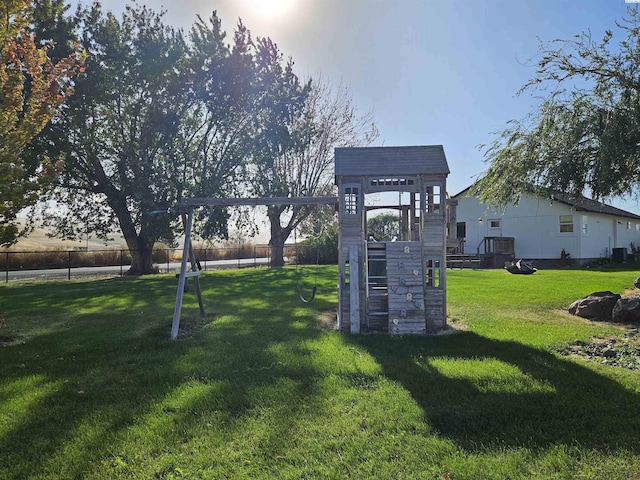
xmin=456 ymin=193 xmax=640 ymax=263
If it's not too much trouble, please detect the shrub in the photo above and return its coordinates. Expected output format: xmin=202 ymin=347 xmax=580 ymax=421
xmin=295 ymin=227 xmax=338 ymax=265
xmin=0 ymin=245 xmax=171 ymax=270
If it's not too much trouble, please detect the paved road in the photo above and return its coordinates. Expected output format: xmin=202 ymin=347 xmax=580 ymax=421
xmin=2 ymin=257 xmax=273 ymax=282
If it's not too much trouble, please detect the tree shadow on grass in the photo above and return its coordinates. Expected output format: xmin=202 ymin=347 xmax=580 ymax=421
xmin=346 ymin=331 xmax=640 ymax=453
xmin=0 ymin=268 xmax=339 ymax=478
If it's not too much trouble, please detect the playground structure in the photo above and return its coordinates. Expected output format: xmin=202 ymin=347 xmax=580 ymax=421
xmin=335 ymin=146 xmax=451 ymax=334
xmin=171 ymin=145 xmax=452 ymax=338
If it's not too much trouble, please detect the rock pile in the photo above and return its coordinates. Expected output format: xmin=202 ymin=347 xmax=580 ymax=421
xmin=568 ymin=291 xmax=621 ymax=321
xmin=568 ymin=278 xmax=640 ymax=324
xmin=555 ymin=330 xmax=640 ymax=370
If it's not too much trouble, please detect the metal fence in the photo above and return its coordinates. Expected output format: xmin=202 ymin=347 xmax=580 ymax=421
xmin=0 ymin=244 xmax=305 ymax=283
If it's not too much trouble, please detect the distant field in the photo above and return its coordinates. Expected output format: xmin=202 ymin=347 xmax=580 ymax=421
xmin=6 ymin=225 xmax=126 ymax=251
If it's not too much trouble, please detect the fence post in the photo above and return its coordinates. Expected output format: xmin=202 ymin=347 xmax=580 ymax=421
xmin=166 ymin=249 xmax=169 ymax=273
xmin=120 ymin=250 xmax=123 ymax=276
xmin=68 ymin=251 xmax=71 ymax=280
xmin=5 ymin=252 xmax=8 ymax=283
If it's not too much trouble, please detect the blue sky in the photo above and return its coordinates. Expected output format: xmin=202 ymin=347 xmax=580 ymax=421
xmin=95 ymin=0 xmax=635 ymax=209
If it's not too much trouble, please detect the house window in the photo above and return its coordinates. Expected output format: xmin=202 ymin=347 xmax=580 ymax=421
xmin=425 ymin=184 xmax=442 ymax=214
xmin=628 ymin=221 xmax=632 ymax=230
xmin=489 ymin=219 xmax=501 ymax=229
xmin=425 ymin=258 xmax=441 ymax=288
xmin=636 ymin=224 xmax=640 ymax=233
xmin=582 ymin=215 xmax=588 ymax=235
xmin=343 ymin=185 xmax=359 ymax=216
xmin=559 ymin=215 xmax=574 ymax=233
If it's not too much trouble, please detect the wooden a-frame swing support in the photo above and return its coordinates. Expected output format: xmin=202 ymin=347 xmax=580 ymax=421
xmin=170 ymin=196 xmax=338 ymax=340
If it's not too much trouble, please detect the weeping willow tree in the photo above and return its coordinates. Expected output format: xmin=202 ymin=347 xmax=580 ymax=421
xmin=475 ymin=7 xmax=640 ymax=207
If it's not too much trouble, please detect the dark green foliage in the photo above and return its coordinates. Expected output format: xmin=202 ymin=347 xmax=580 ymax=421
xmin=367 ymin=212 xmax=400 ymax=241
xmin=295 ymin=226 xmax=338 ymax=265
xmin=27 ymin=3 xmax=313 ymax=275
xmin=29 ymin=2 xmax=192 ymax=273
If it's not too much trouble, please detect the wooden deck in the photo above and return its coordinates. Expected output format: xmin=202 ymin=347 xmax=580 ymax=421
xmin=446 ymin=253 xmax=480 ymax=269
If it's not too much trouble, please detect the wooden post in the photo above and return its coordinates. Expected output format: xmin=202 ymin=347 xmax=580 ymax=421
xmin=401 ymin=206 xmax=409 ymax=241
xmin=171 ymin=207 xmax=195 ymax=340
xmin=183 ymin=213 xmax=205 ymax=317
xmin=349 ymin=245 xmax=360 ymax=334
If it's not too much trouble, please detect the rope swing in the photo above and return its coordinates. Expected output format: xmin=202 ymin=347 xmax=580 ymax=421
xmin=296 ymin=279 xmax=317 ymax=303
xmin=294 ymin=228 xmax=320 ymax=303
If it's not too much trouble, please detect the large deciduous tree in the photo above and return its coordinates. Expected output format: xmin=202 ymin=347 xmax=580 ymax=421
xmin=475 ymin=7 xmax=640 ymax=206
xmin=30 ymin=3 xmax=298 ymax=275
xmin=0 ymin=0 xmax=78 ymax=245
xmin=250 ymin=80 xmax=378 ymax=266
xmin=31 ymin=2 xmax=191 ymax=275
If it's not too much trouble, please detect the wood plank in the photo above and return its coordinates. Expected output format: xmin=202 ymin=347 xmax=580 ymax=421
xmin=187 ymin=196 xmax=338 ymax=208
xmin=349 ymin=246 xmax=360 ymax=334
xmin=390 ymin=324 xmax=426 ymax=335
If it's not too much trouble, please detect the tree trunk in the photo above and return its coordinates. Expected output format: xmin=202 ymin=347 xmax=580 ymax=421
xmin=270 ymin=237 xmax=285 ymax=267
xmin=109 ymin=195 xmax=156 ymax=275
xmin=268 ymin=207 xmax=289 ymax=267
xmin=126 ymin=239 xmax=155 ymax=275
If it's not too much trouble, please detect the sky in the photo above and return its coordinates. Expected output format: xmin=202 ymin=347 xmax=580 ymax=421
xmin=82 ymin=0 xmax=637 ymax=212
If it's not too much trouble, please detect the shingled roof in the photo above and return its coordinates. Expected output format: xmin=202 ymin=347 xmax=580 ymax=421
xmin=453 ymin=185 xmax=640 ymax=220
xmin=335 ymin=145 xmax=449 ymax=177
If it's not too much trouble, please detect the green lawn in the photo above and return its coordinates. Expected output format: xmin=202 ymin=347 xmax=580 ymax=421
xmin=1 ymin=266 xmax=639 ymax=479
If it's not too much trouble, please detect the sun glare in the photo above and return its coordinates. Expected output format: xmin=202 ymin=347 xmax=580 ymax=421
xmin=242 ymin=0 xmax=297 ymax=20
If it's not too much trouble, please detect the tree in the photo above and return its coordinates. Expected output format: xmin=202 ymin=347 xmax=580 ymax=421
xmin=250 ymin=80 xmax=378 ymax=266
xmin=29 ymin=4 xmax=272 ymax=274
xmin=475 ymin=7 xmax=640 ymax=206
xmin=30 ymin=2 xmax=192 ymax=274
xmin=0 ymin=0 xmax=78 ymax=245
xmin=186 ymin=16 xmax=273 ymax=239
xmin=367 ymin=212 xmax=399 ymax=241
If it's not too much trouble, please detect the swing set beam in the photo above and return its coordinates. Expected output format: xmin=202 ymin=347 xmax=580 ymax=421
xmin=170 ymin=195 xmax=338 ymax=340
xmin=185 ymin=196 xmax=338 ymax=208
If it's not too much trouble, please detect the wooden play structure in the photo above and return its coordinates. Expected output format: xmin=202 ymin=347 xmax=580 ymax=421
xmin=170 ymin=145 xmax=452 ymax=338
xmin=335 ymin=145 xmax=451 ymax=334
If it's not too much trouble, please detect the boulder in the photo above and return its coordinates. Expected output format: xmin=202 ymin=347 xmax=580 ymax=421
xmin=568 ymin=291 xmax=621 ymax=320
xmin=635 ymin=277 xmax=640 ymax=289
xmin=612 ymin=294 xmax=640 ymax=324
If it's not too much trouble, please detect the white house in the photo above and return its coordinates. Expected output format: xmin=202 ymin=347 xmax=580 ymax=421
xmin=453 ymin=187 xmax=640 ymax=266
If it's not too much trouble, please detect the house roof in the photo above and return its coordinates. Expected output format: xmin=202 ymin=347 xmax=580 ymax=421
xmin=453 ymin=185 xmax=640 ymax=221
xmin=335 ymin=145 xmax=450 ymax=177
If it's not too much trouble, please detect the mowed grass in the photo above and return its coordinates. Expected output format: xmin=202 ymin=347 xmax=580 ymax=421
xmin=0 ymin=266 xmax=639 ymax=479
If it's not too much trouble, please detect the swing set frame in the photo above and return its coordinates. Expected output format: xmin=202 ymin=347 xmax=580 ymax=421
xmin=171 ymin=196 xmax=337 ymax=340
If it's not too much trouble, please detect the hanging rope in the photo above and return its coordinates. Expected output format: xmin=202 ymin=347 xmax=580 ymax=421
xmin=294 ymin=227 xmax=320 ymax=303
